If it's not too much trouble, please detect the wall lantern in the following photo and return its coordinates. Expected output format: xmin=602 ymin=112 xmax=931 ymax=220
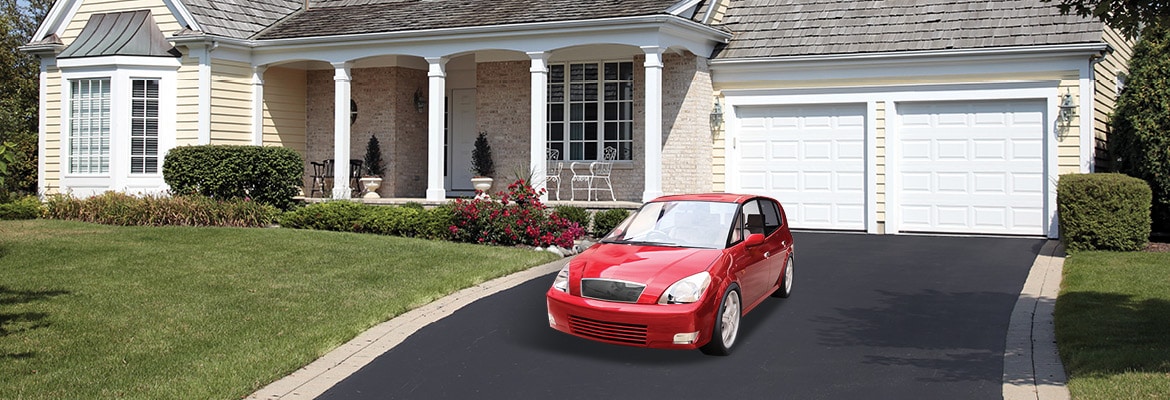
xmin=709 ymin=101 xmax=724 ymax=132
xmin=1058 ymin=92 xmax=1077 ymax=128
xmin=414 ymin=89 xmax=426 ymax=113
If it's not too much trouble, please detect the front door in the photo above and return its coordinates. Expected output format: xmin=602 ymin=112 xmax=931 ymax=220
xmin=446 ymin=88 xmax=477 ymax=195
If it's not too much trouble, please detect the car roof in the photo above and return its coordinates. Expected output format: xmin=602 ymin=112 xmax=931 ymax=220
xmin=650 ymin=193 xmax=764 ymax=204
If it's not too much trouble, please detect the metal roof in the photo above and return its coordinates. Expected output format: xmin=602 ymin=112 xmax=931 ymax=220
xmin=59 ymin=10 xmax=178 ymax=58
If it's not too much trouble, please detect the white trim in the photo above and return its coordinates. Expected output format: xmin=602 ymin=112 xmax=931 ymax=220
xmin=711 ymin=43 xmax=1110 ymax=66
xmin=666 ymin=0 xmax=703 ymax=16
xmin=59 ymin=64 xmax=178 ymax=197
xmin=1079 ymin=61 xmax=1095 ymax=174
xmin=425 ymin=57 xmax=448 ymax=202
xmin=252 ymin=66 xmax=267 ymax=146
xmin=31 ymin=0 xmax=84 ymax=43
xmin=641 ymin=46 xmax=664 ymax=202
xmin=529 ymin=52 xmax=550 ymax=201
xmin=57 ymin=55 xmax=182 ymax=70
xmin=865 ymin=100 xmax=879 ymax=234
xmin=186 ymin=42 xmax=216 ymax=145
xmin=38 ymin=58 xmax=52 ymax=196
xmin=723 ymin=82 xmax=1061 ymax=237
xmin=331 ymin=62 xmax=353 ymax=199
xmin=162 ymin=0 xmax=201 ymax=32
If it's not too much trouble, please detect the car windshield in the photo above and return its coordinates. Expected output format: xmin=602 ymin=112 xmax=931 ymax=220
xmin=601 ymin=200 xmax=738 ymax=249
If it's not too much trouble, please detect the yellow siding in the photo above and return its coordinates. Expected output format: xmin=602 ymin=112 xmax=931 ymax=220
xmin=1058 ymin=80 xmax=1082 ymax=174
xmin=711 ymin=93 xmax=726 ymax=192
xmin=1093 ymin=27 xmax=1136 ymax=170
xmin=209 ymin=59 xmax=253 ymax=145
xmin=261 ymin=67 xmax=307 ymax=153
xmin=43 ymin=68 xmax=62 ymax=193
xmin=176 ymin=55 xmax=200 ymax=146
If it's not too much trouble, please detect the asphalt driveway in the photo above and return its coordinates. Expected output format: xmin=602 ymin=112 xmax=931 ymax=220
xmin=318 ymin=232 xmax=1044 ymax=400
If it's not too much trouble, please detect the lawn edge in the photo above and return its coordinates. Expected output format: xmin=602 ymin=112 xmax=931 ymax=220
xmin=1003 ymin=239 xmax=1070 ymax=400
xmin=246 ymin=256 xmax=570 ymax=400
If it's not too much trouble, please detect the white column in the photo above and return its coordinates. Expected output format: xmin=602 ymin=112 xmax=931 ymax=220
xmin=251 ymin=65 xmax=267 ymax=146
xmin=425 ymin=57 xmax=448 ymax=201
xmin=642 ymin=46 xmax=664 ymax=201
xmin=331 ymin=62 xmax=353 ymax=199
xmin=191 ymin=42 xmax=214 ymax=145
xmin=38 ymin=57 xmax=52 ymax=195
xmin=528 ymin=52 xmax=550 ymax=201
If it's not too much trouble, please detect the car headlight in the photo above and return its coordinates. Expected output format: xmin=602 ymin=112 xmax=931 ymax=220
xmin=552 ymin=264 xmax=570 ymax=293
xmin=658 ymin=271 xmax=711 ymax=304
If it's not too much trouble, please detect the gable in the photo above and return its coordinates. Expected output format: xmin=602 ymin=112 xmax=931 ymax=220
xmin=714 ymin=0 xmax=1105 ymax=59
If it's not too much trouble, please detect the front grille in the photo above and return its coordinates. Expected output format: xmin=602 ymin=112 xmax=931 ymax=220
xmin=580 ymin=278 xmax=645 ymax=303
xmin=569 ymin=315 xmax=648 ymax=345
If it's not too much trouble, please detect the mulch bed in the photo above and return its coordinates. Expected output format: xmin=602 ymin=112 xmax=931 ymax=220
xmin=1144 ymin=242 xmax=1170 ymax=252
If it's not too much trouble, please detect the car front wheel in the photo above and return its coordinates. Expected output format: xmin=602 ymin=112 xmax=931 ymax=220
xmin=700 ymin=285 xmax=741 ymax=356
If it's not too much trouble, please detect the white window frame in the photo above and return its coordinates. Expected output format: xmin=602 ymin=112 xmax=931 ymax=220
xmin=60 ymin=56 xmax=179 ymax=196
xmin=547 ymin=60 xmax=635 ymax=162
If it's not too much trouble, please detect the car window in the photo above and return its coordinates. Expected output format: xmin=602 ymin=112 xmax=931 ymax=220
xmin=759 ymin=199 xmax=783 ymax=236
xmin=604 ymin=200 xmax=739 ymax=249
xmin=742 ymin=200 xmax=764 ymax=237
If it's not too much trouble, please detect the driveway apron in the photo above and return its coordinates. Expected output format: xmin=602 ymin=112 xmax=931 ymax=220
xmin=318 ymin=232 xmax=1043 ymax=400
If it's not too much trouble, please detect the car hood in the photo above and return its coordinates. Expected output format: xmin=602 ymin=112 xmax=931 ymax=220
xmin=571 ymin=243 xmax=724 ymax=298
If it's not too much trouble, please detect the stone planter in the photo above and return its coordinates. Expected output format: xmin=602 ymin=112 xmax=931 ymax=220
xmin=470 ymin=176 xmax=493 ymax=199
xmin=359 ymin=177 xmax=383 ymax=198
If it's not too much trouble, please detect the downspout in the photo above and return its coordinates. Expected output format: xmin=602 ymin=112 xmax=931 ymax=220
xmin=1084 ymin=46 xmax=1111 ymax=173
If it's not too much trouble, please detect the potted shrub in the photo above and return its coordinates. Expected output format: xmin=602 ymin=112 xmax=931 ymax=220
xmin=359 ymin=134 xmax=386 ymax=198
xmin=470 ymin=131 xmax=494 ymax=196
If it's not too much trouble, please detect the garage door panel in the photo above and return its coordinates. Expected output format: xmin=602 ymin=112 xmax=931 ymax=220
xmin=896 ymin=100 xmax=1046 ymax=235
xmin=734 ymin=103 xmax=867 ymax=230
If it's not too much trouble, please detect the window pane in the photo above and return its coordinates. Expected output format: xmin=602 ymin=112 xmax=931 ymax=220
xmin=68 ymin=78 xmax=111 ymax=174
xmin=584 ymin=103 xmax=597 ymax=120
xmin=130 ymin=78 xmax=160 ymax=174
xmin=550 ymin=65 xmax=564 ymax=83
xmin=584 ymin=122 xmax=597 ymax=141
xmin=549 ymin=84 xmax=563 ymax=102
xmin=584 ymin=63 xmax=598 ymax=81
xmin=549 ymin=104 xmax=564 ymax=121
xmin=604 ymin=122 xmax=617 ymax=141
xmin=547 ymin=61 xmax=634 ymax=161
xmin=549 ymin=123 xmax=563 ymax=141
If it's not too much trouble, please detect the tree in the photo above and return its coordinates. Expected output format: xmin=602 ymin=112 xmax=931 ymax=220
xmin=1110 ymin=25 xmax=1170 ymax=233
xmin=0 ymin=0 xmax=53 ymax=197
xmin=1044 ymin=0 xmax=1170 ymax=38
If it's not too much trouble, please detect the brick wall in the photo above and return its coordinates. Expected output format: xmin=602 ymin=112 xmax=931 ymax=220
xmin=476 ymin=61 xmax=531 ymax=194
xmin=306 ymin=67 xmax=428 ymax=197
xmin=661 ymin=51 xmax=714 ymax=195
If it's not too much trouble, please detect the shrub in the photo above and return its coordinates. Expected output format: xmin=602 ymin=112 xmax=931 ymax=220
xmin=357 ymin=206 xmax=420 ymax=236
xmin=278 ymin=201 xmax=369 ymax=231
xmin=1058 ymin=173 xmax=1152 ymax=251
xmin=1110 ymin=26 xmax=1170 ymax=233
xmin=164 ymin=145 xmax=303 ymax=210
xmin=449 ymin=180 xmax=583 ymax=247
xmin=0 ymin=196 xmax=41 ymax=220
xmin=591 ymin=208 xmax=630 ymax=237
xmin=42 ymin=192 xmax=279 ymax=227
xmin=553 ymin=205 xmax=590 ymax=231
xmin=412 ymin=205 xmax=455 ymax=240
xmin=401 ymin=202 xmax=425 ymax=210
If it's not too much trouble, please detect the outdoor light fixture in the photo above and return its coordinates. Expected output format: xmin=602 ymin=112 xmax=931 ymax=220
xmin=1058 ymin=92 xmax=1077 ymax=128
xmin=414 ymin=89 xmax=426 ymax=113
xmin=709 ymin=101 xmax=724 ymax=132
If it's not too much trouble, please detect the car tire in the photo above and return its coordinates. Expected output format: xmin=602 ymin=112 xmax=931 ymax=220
xmin=700 ymin=285 xmax=741 ymax=356
xmin=773 ymin=254 xmax=793 ymax=298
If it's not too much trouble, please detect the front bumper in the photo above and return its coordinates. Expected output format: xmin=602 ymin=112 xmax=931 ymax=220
xmin=545 ymin=287 xmax=718 ymax=349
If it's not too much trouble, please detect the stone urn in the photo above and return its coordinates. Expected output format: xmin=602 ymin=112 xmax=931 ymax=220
xmin=470 ymin=176 xmax=493 ymax=198
xmin=359 ymin=177 xmax=383 ymax=198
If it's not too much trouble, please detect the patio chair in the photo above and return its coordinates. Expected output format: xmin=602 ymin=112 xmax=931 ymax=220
xmin=546 ymin=148 xmax=564 ymax=200
xmin=309 ymin=161 xmax=329 ymax=198
xmin=569 ymin=146 xmax=617 ymax=201
xmin=349 ymin=159 xmax=363 ymax=197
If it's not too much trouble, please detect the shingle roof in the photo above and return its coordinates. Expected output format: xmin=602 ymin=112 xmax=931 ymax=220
xmin=60 ymin=10 xmax=179 ymax=58
xmin=255 ymin=0 xmax=682 ymax=40
xmin=180 ymin=0 xmax=303 ymax=39
xmin=713 ymin=0 xmax=1105 ymax=59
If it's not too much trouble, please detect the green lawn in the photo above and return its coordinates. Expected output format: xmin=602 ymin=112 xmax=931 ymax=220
xmin=0 ymin=219 xmax=557 ymax=399
xmin=1056 ymin=250 xmax=1170 ymax=400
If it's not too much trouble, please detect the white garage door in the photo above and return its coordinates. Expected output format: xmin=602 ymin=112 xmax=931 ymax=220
xmin=896 ymin=100 xmax=1046 ymax=235
xmin=735 ymin=104 xmax=866 ymax=230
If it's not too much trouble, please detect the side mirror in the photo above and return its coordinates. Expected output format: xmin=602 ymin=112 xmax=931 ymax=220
xmin=744 ymin=233 xmax=765 ymax=247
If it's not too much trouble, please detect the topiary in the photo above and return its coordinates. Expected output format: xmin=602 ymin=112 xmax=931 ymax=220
xmin=470 ymin=131 xmax=494 ymax=177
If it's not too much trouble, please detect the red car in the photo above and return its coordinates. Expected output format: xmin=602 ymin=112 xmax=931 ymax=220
xmin=546 ymin=193 xmax=794 ymax=355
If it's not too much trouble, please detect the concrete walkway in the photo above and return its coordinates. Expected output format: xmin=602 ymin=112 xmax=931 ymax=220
xmin=249 ymin=240 xmax=1069 ymax=400
xmin=1003 ymin=240 xmax=1070 ymax=400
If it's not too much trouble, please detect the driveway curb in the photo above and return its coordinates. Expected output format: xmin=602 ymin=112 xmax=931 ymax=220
xmin=1003 ymin=240 xmax=1069 ymax=400
xmin=247 ymin=257 xmax=570 ymax=400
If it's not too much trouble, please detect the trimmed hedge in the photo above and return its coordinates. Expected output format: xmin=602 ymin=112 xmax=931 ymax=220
xmin=1058 ymin=173 xmax=1152 ymax=251
xmin=42 ymin=192 xmax=279 ymax=227
xmin=0 ymin=196 xmax=41 ymax=220
xmin=279 ymin=201 xmax=454 ymax=240
xmin=553 ymin=205 xmax=590 ymax=231
xmin=591 ymin=208 xmax=630 ymax=237
xmin=164 ymin=145 xmax=303 ymax=210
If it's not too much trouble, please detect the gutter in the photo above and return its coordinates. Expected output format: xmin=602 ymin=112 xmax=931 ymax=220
xmin=170 ymin=14 xmax=731 ymax=49
xmin=710 ymin=43 xmax=1112 ymax=67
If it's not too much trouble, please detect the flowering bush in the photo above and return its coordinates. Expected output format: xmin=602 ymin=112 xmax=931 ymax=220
xmin=449 ymin=179 xmax=584 ymax=248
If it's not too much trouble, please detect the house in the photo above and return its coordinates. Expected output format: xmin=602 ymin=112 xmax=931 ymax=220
xmin=20 ymin=0 xmax=1132 ymax=238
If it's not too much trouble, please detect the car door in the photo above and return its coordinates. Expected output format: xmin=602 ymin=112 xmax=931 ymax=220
xmin=735 ymin=199 xmax=780 ymax=306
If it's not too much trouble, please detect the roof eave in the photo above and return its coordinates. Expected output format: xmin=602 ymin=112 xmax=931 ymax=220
xmin=710 ymin=43 xmax=1111 ymax=67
